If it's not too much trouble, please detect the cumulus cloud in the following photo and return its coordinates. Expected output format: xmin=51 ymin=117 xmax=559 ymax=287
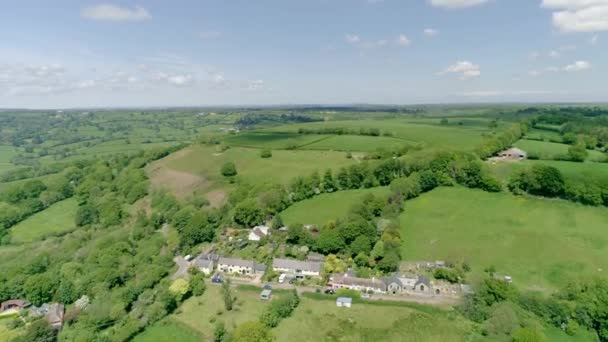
xmin=424 ymin=28 xmax=440 ymax=37
xmin=81 ymin=4 xmax=151 ymax=22
xmin=397 ymin=34 xmax=411 ymax=46
xmin=440 ymin=61 xmax=481 ymax=79
xmin=564 ymin=60 xmax=592 ymax=71
xmin=429 ymin=0 xmax=489 ymax=9
xmin=541 ymin=0 xmax=608 ymax=32
xmin=155 ymin=72 xmax=194 ymax=86
xmin=345 ymin=34 xmax=361 ymax=44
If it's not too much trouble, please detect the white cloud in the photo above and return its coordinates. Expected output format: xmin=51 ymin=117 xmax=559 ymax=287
xmin=528 ymin=70 xmax=541 ymax=76
xmin=590 ymin=34 xmax=599 ymax=44
xmin=429 ymin=0 xmax=489 ymax=9
xmin=345 ymin=34 xmax=361 ymax=44
xmin=546 ymin=66 xmax=560 ymax=72
xmin=440 ymin=61 xmax=481 ymax=79
xmin=155 ymin=72 xmax=194 ymax=86
xmin=397 ymin=34 xmax=411 ymax=46
xmin=81 ymin=4 xmax=151 ymax=22
xmin=199 ymin=31 xmax=222 ymax=39
xmin=564 ymin=60 xmax=592 ymax=71
xmin=424 ymin=28 xmax=440 ymax=37
xmin=549 ymin=50 xmax=561 ymax=57
xmin=247 ymin=80 xmax=264 ymax=90
xmin=541 ymin=0 xmax=608 ymax=32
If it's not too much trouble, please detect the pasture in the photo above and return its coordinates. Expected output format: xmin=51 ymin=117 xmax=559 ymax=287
xmin=400 ymin=187 xmax=608 ymax=290
xmin=524 ymin=129 xmax=562 ymax=142
xmin=490 ymin=159 xmax=608 ymax=185
xmin=513 ymin=139 xmax=606 ymax=162
xmin=262 ymin=119 xmax=499 ymax=150
xmin=280 ymin=187 xmax=390 ymax=226
xmin=132 ymin=319 xmax=201 ymax=342
xmin=300 ymin=135 xmax=411 ymax=152
xmin=224 ymin=132 xmax=328 ymax=149
xmin=9 ymin=198 xmax=78 ymax=243
xmin=274 ymin=294 xmax=472 ymax=342
xmin=169 ymin=285 xmax=273 ymax=339
xmin=162 ymin=145 xmax=356 ymax=187
xmin=0 ymin=145 xmax=18 ymax=173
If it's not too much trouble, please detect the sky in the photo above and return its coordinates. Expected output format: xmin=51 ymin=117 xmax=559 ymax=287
xmin=0 ymin=0 xmax=606 ymax=108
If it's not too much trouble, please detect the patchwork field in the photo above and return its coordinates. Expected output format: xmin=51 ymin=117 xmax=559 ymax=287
xmin=524 ymin=129 xmax=562 ymax=142
xmin=281 ymin=187 xmax=390 ymax=226
xmin=10 ymin=198 xmax=78 ymax=243
xmin=263 ymin=119 xmax=499 ymax=150
xmin=274 ymin=295 xmax=472 ymax=342
xmin=513 ymin=139 xmax=606 ymax=162
xmin=400 ymin=187 xmax=608 ymax=290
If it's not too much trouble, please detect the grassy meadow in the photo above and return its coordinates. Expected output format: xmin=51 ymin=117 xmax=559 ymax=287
xmin=0 ymin=145 xmax=18 ymax=173
xmin=9 ymin=198 xmax=78 ymax=243
xmin=281 ymin=187 xmax=390 ymax=226
xmin=131 ymin=319 xmax=202 ymax=342
xmin=274 ymin=295 xmax=472 ymax=342
xmin=400 ymin=187 xmax=608 ymax=290
xmin=262 ymin=118 xmax=500 ymax=150
xmin=224 ymin=132 xmax=328 ymax=149
xmin=164 ymin=145 xmax=356 ymax=186
xmin=300 ymin=135 xmax=411 ymax=152
xmin=513 ymin=139 xmax=606 ymax=162
xmin=489 ymin=159 xmax=608 ymax=184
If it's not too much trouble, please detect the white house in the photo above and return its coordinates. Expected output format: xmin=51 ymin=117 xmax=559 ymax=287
xmin=217 ymin=257 xmax=266 ymax=275
xmin=248 ymin=225 xmax=270 ymax=241
xmin=193 ymin=255 xmax=215 ymax=275
xmin=272 ymin=258 xmax=323 ymax=277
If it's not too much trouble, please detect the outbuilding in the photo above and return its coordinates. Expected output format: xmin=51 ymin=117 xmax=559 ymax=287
xmin=336 ymin=297 xmax=352 ymax=308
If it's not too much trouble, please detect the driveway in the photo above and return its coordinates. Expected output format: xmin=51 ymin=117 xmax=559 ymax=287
xmin=172 ymin=256 xmax=190 ymax=280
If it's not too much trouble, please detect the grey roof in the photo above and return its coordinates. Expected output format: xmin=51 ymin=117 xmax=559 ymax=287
xmin=331 ymin=275 xmax=387 ymax=291
xmin=194 ymin=258 xmax=214 ymax=269
xmin=218 ymin=257 xmax=255 ymax=268
xmin=336 ymin=297 xmax=352 ymax=304
xmin=501 ymin=147 xmax=527 ymax=156
xmin=415 ymin=275 xmax=431 ymax=287
xmin=254 ymin=263 xmax=267 ymax=273
xmin=261 ymin=289 xmax=272 ymax=296
xmin=384 ymin=274 xmax=402 ymax=286
xmin=273 ymin=258 xmax=323 ymax=273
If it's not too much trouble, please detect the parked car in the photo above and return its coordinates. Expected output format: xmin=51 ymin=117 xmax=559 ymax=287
xmin=288 ymin=278 xmax=295 ymax=284
xmin=211 ymin=273 xmax=223 ymax=283
xmin=184 ymin=255 xmax=193 ymax=261
xmin=278 ymin=273 xmax=287 ymax=283
xmin=263 ymin=284 xmax=272 ymax=290
xmin=324 ymin=289 xmax=335 ymax=295
xmin=361 ymin=293 xmax=372 ymax=299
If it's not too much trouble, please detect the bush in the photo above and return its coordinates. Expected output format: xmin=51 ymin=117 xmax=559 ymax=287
xmin=260 ymin=149 xmax=272 ymax=158
xmin=220 ymin=162 xmax=237 ymax=177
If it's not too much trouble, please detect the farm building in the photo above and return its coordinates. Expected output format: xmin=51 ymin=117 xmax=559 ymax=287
xmin=384 ymin=275 xmax=434 ymax=295
xmin=498 ymin=147 xmax=527 ymax=160
xmin=336 ymin=297 xmax=352 ymax=308
xmin=0 ymin=299 xmax=30 ymax=312
xmin=272 ymin=258 xmax=323 ymax=277
xmin=248 ymin=225 xmax=270 ymax=241
xmin=260 ymin=289 xmax=272 ymax=301
xmin=329 ymin=274 xmax=387 ymax=294
xmin=218 ymin=257 xmax=266 ymax=275
xmin=30 ymin=303 xmax=65 ymax=329
xmin=193 ymin=254 xmax=215 ymax=275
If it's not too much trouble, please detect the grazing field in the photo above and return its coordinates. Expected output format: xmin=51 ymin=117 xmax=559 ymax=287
xmin=281 ymin=187 xmax=390 ymax=226
xmin=263 ymin=119 xmax=498 ymax=150
xmin=299 ymin=135 xmax=411 ymax=152
xmin=224 ymin=132 xmax=328 ymax=149
xmin=163 ymin=145 xmax=356 ymax=187
xmin=513 ymin=139 xmax=606 ymax=162
xmin=10 ymin=198 xmax=78 ymax=243
xmin=400 ymin=187 xmax=608 ymax=290
xmin=0 ymin=145 xmax=18 ymax=173
xmin=490 ymin=159 xmax=608 ymax=184
xmin=132 ymin=319 xmax=202 ymax=342
xmin=274 ymin=295 xmax=472 ymax=342
xmin=524 ymin=128 xmax=562 ymax=142
xmin=169 ymin=285 xmax=274 ymax=339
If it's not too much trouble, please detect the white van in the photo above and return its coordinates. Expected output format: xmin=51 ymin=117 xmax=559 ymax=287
xmin=278 ymin=273 xmax=286 ymax=283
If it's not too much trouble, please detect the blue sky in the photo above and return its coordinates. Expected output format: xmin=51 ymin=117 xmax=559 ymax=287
xmin=0 ymin=0 xmax=606 ymax=108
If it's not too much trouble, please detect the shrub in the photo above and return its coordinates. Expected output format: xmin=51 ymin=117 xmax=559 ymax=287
xmin=260 ymin=149 xmax=272 ymax=158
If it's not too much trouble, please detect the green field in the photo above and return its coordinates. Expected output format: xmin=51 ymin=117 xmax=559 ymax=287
xmin=274 ymin=295 xmax=472 ymax=342
xmin=164 ymin=145 xmax=357 ymax=186
xmin=132 ymin=319 xmax=202 ymax=342
xmin=10 ymin=198 xmax=78 ymax=243
xmin=263 ymin=119 xmax=499 ymax=150
xmin=513 ymin=139 xmax=606 ymax=162
xmin=224 ymin=132 xmax=328 ymax=149
xmin=524 ymin=128 xmax=563 ymax=142
xmin=0 ymin=145 xmax=18 ymax=173
xmin=300 ymin=135 xmax=411 ymax=152
xmin=490 ymin=159 xmax=608 ymax=184
xmin=400 ymin=187 xmax=608 ymax=290
xmin=281 ymin=187 xmax=390 ymax=226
